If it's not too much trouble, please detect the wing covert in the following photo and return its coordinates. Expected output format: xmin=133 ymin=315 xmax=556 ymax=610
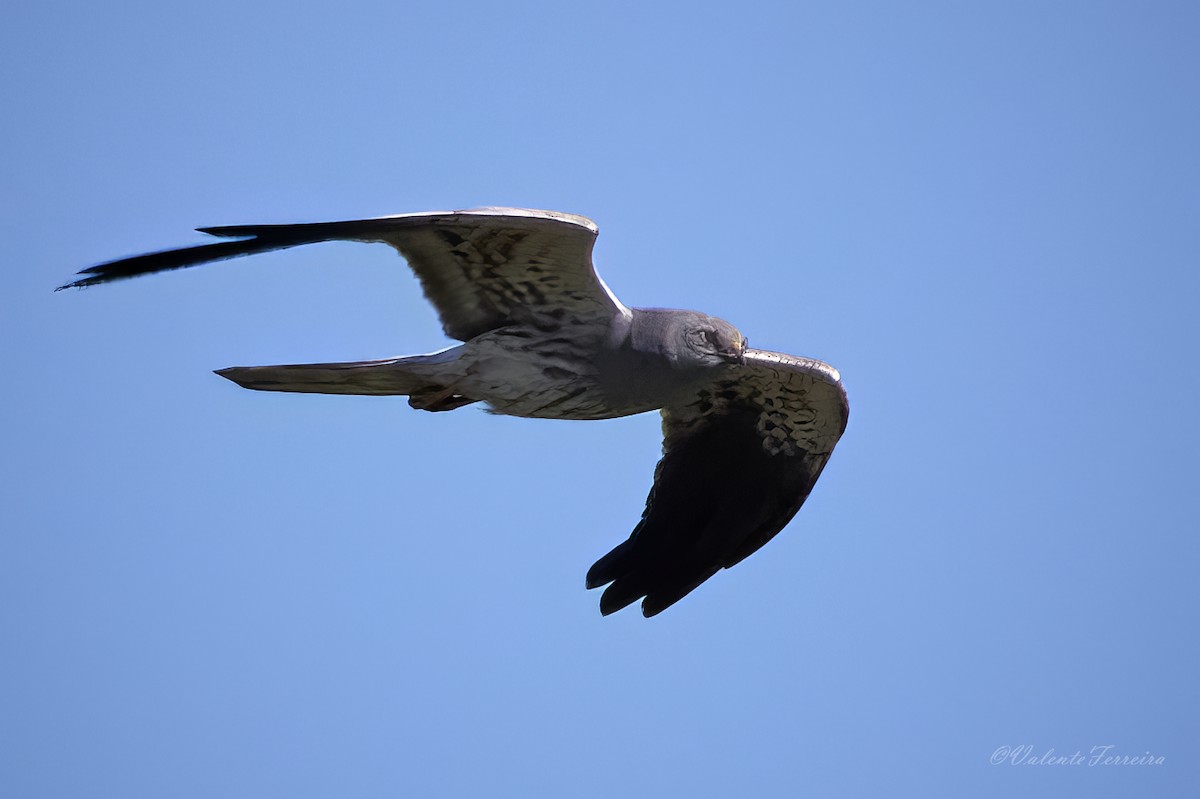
xmin=364 ymin=208 xmax=624 ymax=340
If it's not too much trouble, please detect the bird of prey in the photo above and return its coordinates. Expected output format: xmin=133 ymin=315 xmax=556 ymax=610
xmin=59 ymin=207 xmax=848 ymax=617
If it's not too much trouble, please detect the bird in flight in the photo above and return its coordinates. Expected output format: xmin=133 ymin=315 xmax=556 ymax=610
xmin=59 ymin=207 xmax=848 ymax=617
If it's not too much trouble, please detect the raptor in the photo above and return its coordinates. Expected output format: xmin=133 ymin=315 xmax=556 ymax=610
xmin=59 ymin=207 xmax=848 ymax=617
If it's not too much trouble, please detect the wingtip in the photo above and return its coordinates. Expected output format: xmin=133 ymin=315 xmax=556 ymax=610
xmin=639 ymin=593 xmax=680 ymax=618
xmin=55 ymin=274 xmax=99 ymax=291
xmin=584 ymin=568 xmax=606 ymax=591
xmin=195 ymin=225 xmax=243 ymax=237
xmin=598 ymin=594 xmax=638 ymax=617
xmin=596 ymin=580 xmax=646 ymax=617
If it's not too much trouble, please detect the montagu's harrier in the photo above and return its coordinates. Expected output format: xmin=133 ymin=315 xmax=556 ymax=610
xmin=59 ymin=207 xmax=848 ymax=617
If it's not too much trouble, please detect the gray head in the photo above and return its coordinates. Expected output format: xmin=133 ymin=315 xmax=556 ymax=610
xmin=630 ymin=309 xmax=748 ymax=371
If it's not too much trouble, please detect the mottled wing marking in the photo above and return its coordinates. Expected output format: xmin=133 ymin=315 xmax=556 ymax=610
xmin=370 ymin=209 xmax=627 ymax=341
xmin=665 ymin=351 xmax=847 ymax=458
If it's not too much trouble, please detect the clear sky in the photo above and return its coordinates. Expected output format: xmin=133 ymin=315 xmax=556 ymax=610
xmin=3 ymin=2 xmax=1196 ymax=797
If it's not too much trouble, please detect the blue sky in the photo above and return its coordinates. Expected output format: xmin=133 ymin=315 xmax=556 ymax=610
xmin=3 ymin=2 xmax=1196 ymax=796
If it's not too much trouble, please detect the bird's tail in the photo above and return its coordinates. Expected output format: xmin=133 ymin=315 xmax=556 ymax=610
xmin=215 ymin=348 xmax=477 ymax=411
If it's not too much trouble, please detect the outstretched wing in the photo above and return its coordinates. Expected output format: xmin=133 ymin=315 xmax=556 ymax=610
xmin=586 ymin=350 xmax=848 ymax=617
xmin=58 ymin=207 xmax=628 ymax=341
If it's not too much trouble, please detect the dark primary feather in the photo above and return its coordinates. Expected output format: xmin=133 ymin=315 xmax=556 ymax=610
xmin=587 ymin=352 xmax=848 ymax=617
xmin=589 ymin=407 xmax=783 ymax=615
xmin=56 ymin=218 xmax=396 ymax=290
xmin=55 ymin=236 xmax=299 ymax=289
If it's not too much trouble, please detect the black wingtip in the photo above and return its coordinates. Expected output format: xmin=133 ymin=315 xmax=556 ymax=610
xmin=54 ymin=236 xmax=293 ymax=292
xmin=586 ymin=539 xmax=634 ymax=590
xmin=598 ymin=585 xmax=642 ymax=617
xmin=639 ymin=570 xmax=717 ymax=618
xmin=196 ymin=225 xmax=244 ymax=237
xmin=196 ymin=222 xmax=323 ymax=239
xmin=55 ymin=273 xmax=106 ymax=291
